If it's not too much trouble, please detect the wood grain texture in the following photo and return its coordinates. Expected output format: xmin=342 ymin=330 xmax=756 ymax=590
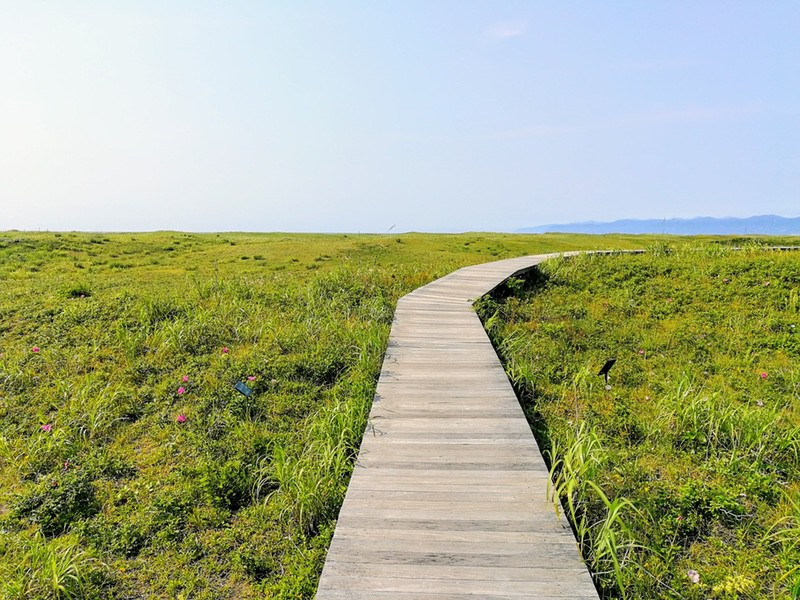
xmin=316 ymin=254 xmax=599 ymax=599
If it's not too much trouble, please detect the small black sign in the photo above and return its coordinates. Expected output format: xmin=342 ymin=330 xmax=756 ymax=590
xmin=597 ymin=359 xmax=617 ymax=384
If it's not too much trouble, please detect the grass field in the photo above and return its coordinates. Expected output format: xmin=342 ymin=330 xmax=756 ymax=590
xmin=478 ymin=241 xmax=800 ymax=599
xmin=0 ymin=231 xmax=654 ymax=599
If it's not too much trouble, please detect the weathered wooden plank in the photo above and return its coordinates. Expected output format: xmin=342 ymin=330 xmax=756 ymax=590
xmin=354 ymin=450 xmax=544 ymax=465
xmin=369 ymin=410 xmax=528 ymax=420
xmin=342 ymin=489 xmax=539 ymax=502
xmin=343 ymin=474 xmax=548 ymax=489
xmin=337 ymin=506 xmax=559 ymax=522
xmin=325 ymin=537 xmax=587 ymax=560
xmin=321 ymin=562 xmax=591 ymax=582
xmin=358 ymin=429 xmax=537 ymax=441
xmin=318 ymin=592 xmax=596 ymax=600
xmin=364 ymin=421 xmax=534 ymax=435
xmin=344 ymin=467 xmax=552 ymax=481
xmin=316 ymin=254 xmax=597 ymax=598
xmin=322 ymin=549 xmax=588 ymax=570
xmin=344 ymin=473 xmax=552 ymax=490
xmin=330 ymin=527 xmax=567 ymax=544
xmin=331 ymin=515 xmax=573 ymax=534
xmin=318 ymin=574 xmax=594 ymax=595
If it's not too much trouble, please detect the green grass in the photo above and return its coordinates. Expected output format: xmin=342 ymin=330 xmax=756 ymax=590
xmin=0 ymin=231 xmax=657 ymax=599
xmin=478 ymin=240 xmax=800 ymax=599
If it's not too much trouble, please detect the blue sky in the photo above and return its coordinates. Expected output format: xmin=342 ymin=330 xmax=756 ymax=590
xmin=1 ymin=1 xmax=798 ymax=232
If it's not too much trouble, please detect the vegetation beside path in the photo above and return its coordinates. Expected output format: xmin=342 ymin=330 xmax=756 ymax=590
xmin=479 ymin=241 xmax=800 ymax=599
xmin=0 ymin=231 xmax=644 ymax=599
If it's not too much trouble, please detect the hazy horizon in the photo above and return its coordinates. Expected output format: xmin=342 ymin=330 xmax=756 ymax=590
xmin=5 ymin=213 xmax=800 ymax=235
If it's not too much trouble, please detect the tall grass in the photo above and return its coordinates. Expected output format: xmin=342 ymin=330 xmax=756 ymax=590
xmin=480 ymin=241 xmax=800 ymax=599
xmin=0 ymin=532 xmax=104 ymax=599
xmin=2 ymin=231 xmax=653 ymax=598
xmin=548 ymin=422 xmax=639 ymax=598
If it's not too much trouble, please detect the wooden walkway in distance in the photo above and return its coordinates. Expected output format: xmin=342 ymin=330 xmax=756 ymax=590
xmin=316 ymin=253 xmax=599 ymax=599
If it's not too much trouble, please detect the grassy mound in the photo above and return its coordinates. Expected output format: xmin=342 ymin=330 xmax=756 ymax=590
xmin=478 ymin=241 xmax=800 ymax=599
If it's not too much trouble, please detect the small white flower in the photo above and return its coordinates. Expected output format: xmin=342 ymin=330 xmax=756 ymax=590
xmin=687 ymin=569 xmax=700 ymax=584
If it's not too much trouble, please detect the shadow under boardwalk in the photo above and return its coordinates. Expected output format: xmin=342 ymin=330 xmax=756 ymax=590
xmin=316 ymin=254 xmax=599 ymax=599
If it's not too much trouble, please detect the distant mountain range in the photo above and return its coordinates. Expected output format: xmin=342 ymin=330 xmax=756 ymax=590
xmin=517 ymin=215 xmax=800 ymax=235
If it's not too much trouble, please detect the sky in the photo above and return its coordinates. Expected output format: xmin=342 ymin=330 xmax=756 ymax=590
xmin=1 ymin=1 xmax=798 ymax=233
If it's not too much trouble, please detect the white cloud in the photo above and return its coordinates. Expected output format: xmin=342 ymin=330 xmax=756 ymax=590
xmin=603 ymin=105 xmax=762 ymax=127
xmin=487 ymin=19 xmax=528 ymax=39
xmin=618 ymin=58 xmax=707 ymax=72
xmin=489 ymin=105 xmax=763 ymax=140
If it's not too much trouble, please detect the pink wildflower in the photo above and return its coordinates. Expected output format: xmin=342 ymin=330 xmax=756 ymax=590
xmin=182 ymin=375 xmax=189 ymax=383
xmin=31 ymin=346 xmax=40 ymax=353
xmin=177 ymin=387 xmax=186 ymax=395
xmin=222 ymin=347 xmax=229 ymax=354
xmin=247 ymin=376 xmax=256 ymax=381
xmin=687 ymin=569 xmax=700 ymax=584
xmin=638 ymin=349 xmax=645 ymax=355
xmin=760 ymin=372 xmax=768 ymax=380
xmin=176 ymin=414 xmax=187 ymax=423
xmin=40 ymin=424 xmax=52 ymax=432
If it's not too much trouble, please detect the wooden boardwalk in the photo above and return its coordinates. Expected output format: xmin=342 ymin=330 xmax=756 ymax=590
xmin=316 ymin=254 xmax=598 ymax=599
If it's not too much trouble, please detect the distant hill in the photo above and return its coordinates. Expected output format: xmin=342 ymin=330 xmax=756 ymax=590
xmin=517 ymin=215 xmax=800 ymax=235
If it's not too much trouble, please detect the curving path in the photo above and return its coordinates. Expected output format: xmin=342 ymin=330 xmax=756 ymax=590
xmin=316 ymin=253 xmax=598 ymax=599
